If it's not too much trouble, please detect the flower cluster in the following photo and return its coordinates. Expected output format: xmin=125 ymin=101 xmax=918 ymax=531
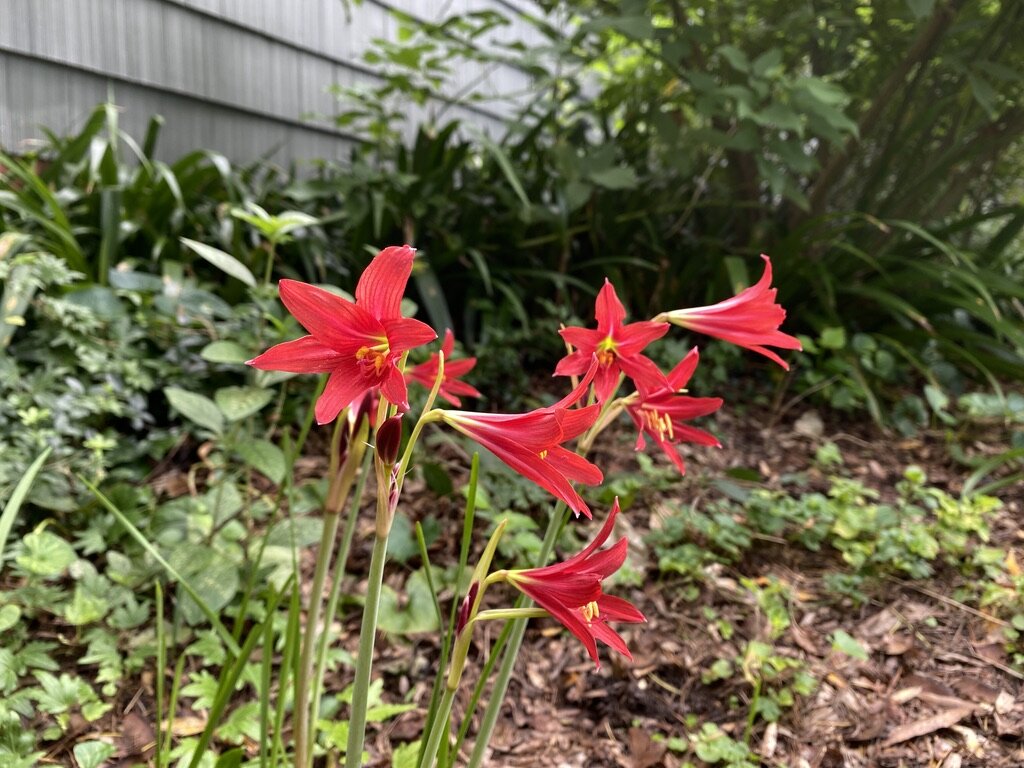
xmin=248 ymin=244 xmax=799 ymax=669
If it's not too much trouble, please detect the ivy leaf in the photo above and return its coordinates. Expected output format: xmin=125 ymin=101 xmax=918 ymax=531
xmin=377 ymin=569 xmax=440 ymax=635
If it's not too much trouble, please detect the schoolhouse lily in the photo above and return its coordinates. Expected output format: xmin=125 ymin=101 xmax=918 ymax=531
xmin=656 ymin=255 xmax=802 ymax=369
xmin=557 ymin=279 xmax=670 ymax=402
xmin=247 ymin=245 xmax=437 ymax=424
xmin=504 ymin=500 xmax=645 ymax=666
xmin=434 ymin=402 xmax=602 ymax=518
xmin=626 ymin=347 xmax=722 ymax=474
xmin=407 ymin=328 xmax=482 ymax=407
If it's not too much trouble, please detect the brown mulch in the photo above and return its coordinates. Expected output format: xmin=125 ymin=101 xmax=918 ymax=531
xmin=341 ymin=406 xmax=1024 ymax=767
xmin=91 ymin=404 xmax=1024 ymax=767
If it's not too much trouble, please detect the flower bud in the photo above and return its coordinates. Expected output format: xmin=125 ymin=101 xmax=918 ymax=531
xmin=375 ymin=414 xmax=403 ymax=465
xmin=455 ymin=581 xmax=480 ymax=637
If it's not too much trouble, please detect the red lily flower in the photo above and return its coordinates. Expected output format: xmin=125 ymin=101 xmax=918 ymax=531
xmin=407 ymin=329 xmax=482 ymax=407
xmin=247 ymin=245 xmax=437 ymax=424
xmin=506 ymin=500 xmax=645 ymax=667
xmin=627 ymin=347 xmax=722 ymax=474
xmin=557 ymin=279 xmax=670 ymax=402
xmin=659 ymin=255 xmax=802 ymax=369
xmin=436 ymin=400 xmax=602 ymax=518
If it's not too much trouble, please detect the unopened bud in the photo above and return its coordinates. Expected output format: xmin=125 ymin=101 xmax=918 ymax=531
xmin=455 ymin=581 xmax=480 ymax=636
xmin=375 ymin=415 xmax=403 ymax=465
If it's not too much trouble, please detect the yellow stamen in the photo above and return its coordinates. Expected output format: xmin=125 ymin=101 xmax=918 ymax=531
xmin=355 ymin=339 xmax=390 ymax=376
xmin=595 ymin=336 xmax=617 ymax=367
xmin=581 ymin=601 xmax=600 ymax=623
xmin=538 ymin=449 xmax=548 ymax=460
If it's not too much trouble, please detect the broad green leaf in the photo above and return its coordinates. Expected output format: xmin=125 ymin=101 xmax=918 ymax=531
xmin=215 ymin=386 xmax=274 ymax=422
xmin=588 ymin=166 xmax=639 ymax=190
xmin=165 ymin=387 xmax=224 ymax=434
xmin=819 ymin=327 xmax=847 ymax=350
xmin=73 ymin=741 xmax=116 ymax=768
xmin=200 ymin=340 xmax=250 ymax=364
xmin=16 ymin=530 xmax=76 ymax=577
xmin=180 ymin=237 xmax=256 ymax=287
xmin=236 ymin=440 xmax=287 ymax=484
xmin=831 ymin=630 xmax=869 ymax=661
xmin=906 ymin=0 xmax=936 ymax=19
xmin=377 ymin=569 xmax=440 ymax=635
xmin=0 ymin=604 xmax=20 ymax=633
xmin=392 ymin=741 xmax=421 ymax=768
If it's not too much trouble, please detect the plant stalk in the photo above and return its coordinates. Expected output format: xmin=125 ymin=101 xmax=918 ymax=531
xmin=343 ymin=529 xmax=391 ymax=768
xmin=419 ymin=687 xmax=457 ymax=768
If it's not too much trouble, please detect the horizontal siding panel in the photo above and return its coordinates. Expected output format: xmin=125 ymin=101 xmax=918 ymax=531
xmin=0 ymin=0 xmax=539 ymax=163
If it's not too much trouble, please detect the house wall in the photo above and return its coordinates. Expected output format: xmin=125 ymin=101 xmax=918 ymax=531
xmin=0 ymin=0 xmax=544 ymax=163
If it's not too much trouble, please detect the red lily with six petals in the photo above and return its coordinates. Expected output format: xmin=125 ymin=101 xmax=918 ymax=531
xmin=246 ymin=245 xmax=437 ymax=424
xmin=556 ymin=279 xmax=670 ymax=402
xmin=436 ymin=397 xmax=602 ymax=518
xmin=506 ymin=500 xmax=645 ymax=667
xmin=407 ymin=329 xmax=482 ymax=407
xmin=627 ymin=347 xmax=723 ymax=474
xmin=659 ymin=255 xmax=802 ymax=369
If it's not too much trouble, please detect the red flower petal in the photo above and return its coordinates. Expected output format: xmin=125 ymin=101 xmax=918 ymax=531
xmin=316 ymin=362 xmax=368 ymax=424
xmin=247 ymin=335 xmax=346 ymax=373
xmin=383 ymin=317 xmax=437 ymax=353
xmin=355 ymin=244 xmax=416 ymax=320
xmin=279 ymin=280 xmax=380 ymax=350
xmin=594 ymin=279 xmax=626 ymax=335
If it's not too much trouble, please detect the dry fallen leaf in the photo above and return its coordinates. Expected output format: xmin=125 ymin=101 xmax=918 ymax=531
xmin=880 ymin=706 xmax=975 ymax=747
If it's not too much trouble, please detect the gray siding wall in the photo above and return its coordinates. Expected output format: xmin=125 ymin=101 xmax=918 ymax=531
xmin=0 ymin=0 xmax=543 ymax=164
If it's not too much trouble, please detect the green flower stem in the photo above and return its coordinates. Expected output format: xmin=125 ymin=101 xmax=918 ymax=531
xmin=295 ymin=418 xmax=367 ymax=768
xmin=309 ymin=450 xmax=373 ymax=743
xmin=419 ymin=686 xmax=457 ymax=768
xmin=343 ymin=529 xmax=390 ymax=768
xmin=465 ymin=501 xmax=569 ymax=768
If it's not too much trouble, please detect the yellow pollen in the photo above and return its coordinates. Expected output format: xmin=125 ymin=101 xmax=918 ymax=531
xmin=538 ymin=449 xmax=549 ymax=460
xmin=356 ymin=342 xmax=390 ymax=375
xmin=581 ymin=601 xmax=600 ymax=623
xmin=595 ymin=336 xmax=617 ymax=367
xmin=643 ymin=408 xmax=673 ymax=440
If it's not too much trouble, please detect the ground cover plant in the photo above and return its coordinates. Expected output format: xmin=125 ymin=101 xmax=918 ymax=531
xmin=2 ymin=1 xmax=1024 ymax=765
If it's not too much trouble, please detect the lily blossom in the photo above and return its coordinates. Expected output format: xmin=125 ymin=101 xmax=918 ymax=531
xmin=506 ymin=500 xmax=645 ymax=667
xmin=436 ymin=400 xmax=602 ymax=518
xmin=407 ymin=329 xmax=482 ymax=407
xmin=627 ymin=347 xmax=722 ymax=474
xmin=557 ymin=279 xmax=669 ymax=402
xmin=247 ymin=245 xmax=437 ymax=424
xmin=658 ymin=255 xmax=801 ymax=369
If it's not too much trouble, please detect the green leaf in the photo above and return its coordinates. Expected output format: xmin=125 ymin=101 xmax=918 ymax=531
xmin=215 ymin=386 xmax=275 ymax=422
xmin=235 ymin=440 xmax=287 ymax=484
xmin=180 ymin=237 xmax=256 ymax=287
xmin=819 ymin=327 xmax=847 ymax=350
xmin=0 ymin=446 xmax=51 ymax=570
xmin=63 ymin=584 xmax=110 ymax=625
xmin=0 ymin=604 xmax=20 ymax=633
xmin=717 ymin=44 xmax=749 ymax=72
xmin=967 ymin=72 xmax=1000 ymax=120
xmin=831 ymin=630 xmax=869 ymax=661
xmin=906 ymin=0 xmax=936 ymax=19
xmin=377 ymin=569 xmax=440 ymax=635
xmin=165 ymin=387 xmax=224 ymax=434
xmin=392 ymin=741 xmax=421 ymax=768
xmin=73 ymin=741 xmax=116 ymax=768
xmin=200 ymin=340 xmax=251 ymax=364
xmin=588 ymin=165 xmax=639 ymax=190
xmin=16 ymin=530 xmax=76 ymax=577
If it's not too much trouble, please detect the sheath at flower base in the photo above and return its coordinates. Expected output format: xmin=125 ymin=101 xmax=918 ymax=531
xmin=505 ymin=500 xmax=645 ymax=667
xmin=556 ymin=279 xmax=670 ymax=402
xmin=627 ymin=347 xmax=723 ymax=474
xmin=436 ymin=402 xmax=603 ymax=518
xmin=246 ymin=245 xmax=437 ymax=424
xmin=407 ymin=329 xmax=482 ymax=407
xmin=658 ymin=255 xmax=802 ymax=369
